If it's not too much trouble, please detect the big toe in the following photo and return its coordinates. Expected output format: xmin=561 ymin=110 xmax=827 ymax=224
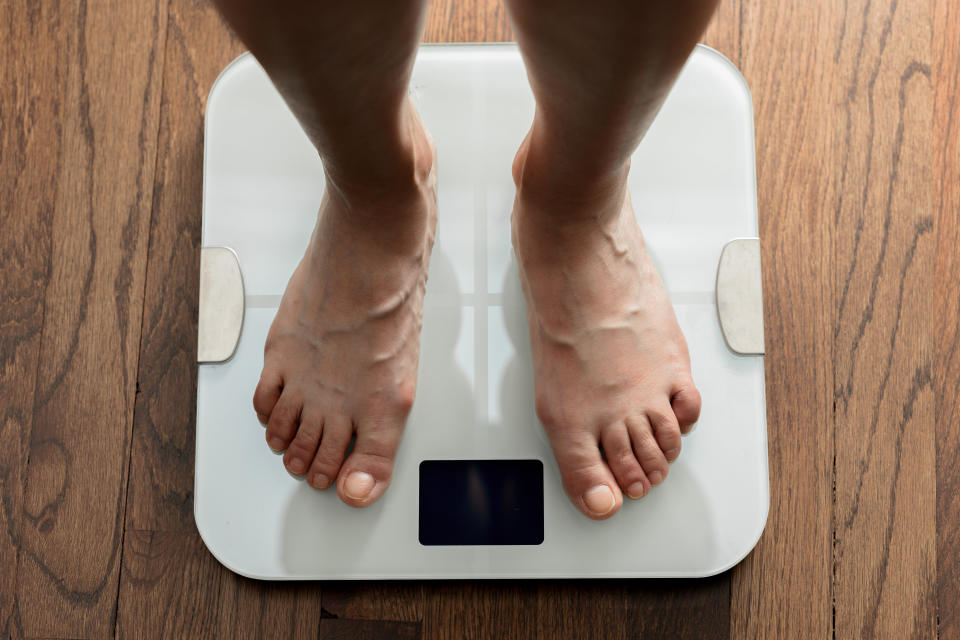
xmin=551 ymin=431 xmax=623 ymax=520
xmin=336 ymin=421 xmax=404 ymax=507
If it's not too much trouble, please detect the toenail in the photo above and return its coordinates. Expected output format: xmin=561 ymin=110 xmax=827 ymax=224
xmin=583 ymin=485 xmax=616 ymax=516
xmin=626 ymin=482 xmax=646 ymax=499
xmin=268 ymin=437 xmax=285 ymax=452
xmin=344 ymin=471 xmax=375 ymax=500
xmin=648 ymin=470 xmax=663 ymax=485
xmin=288 ymin=457 xmax=306 ymax=474
xmin=285 ymin=469 xmax=302 ymax=482
xmin=687 ymin=420 xmax=698 ymax=433
xmin=310 ymin=473 xmax=329 ymax=489
xmin=257 ymin=413 xmax=268 ymax=426
xmin=666 ymin=448 xmax=680 ymax=459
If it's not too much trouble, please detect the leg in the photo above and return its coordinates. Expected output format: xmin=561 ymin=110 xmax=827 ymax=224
xmin=214 ymin=0 xmax=435 ymax=506
xmin=506 ymin=0 xmax=717 ymax=519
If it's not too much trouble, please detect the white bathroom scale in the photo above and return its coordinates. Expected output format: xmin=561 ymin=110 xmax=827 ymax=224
xmin=195 ymin=43 xmax=768 ymax=579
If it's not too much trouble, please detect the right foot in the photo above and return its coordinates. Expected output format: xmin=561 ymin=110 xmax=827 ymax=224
xmin=510 ymin=134 xmax=701 ymax=520
xmin=253 ymin=101 xmax=437 ymax=507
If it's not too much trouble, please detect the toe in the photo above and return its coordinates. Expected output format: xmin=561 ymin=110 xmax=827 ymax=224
xmin=671 ymin=382 xmax=702 ymax=434
xmin=600 ymin=422 xmax=650 ymax=499
xmin=337 ymin=418 xmax=404 ymax=507
xmin=283 ymin=411 xmax=322 ymax=477
xmin=550 ymin=430 xmax=623 ymax=519
xmin=626 ymin=415 xmax=669 ymax=486
xmin=265 ymin=392 xmax=301 ymax=453
xmin=648 ymin=407 xmax=683 ymax=462
xmin=253 ymin=368 xmax=283 ymax=425
xmin=307 ymin=416 xmax=353 ymax=490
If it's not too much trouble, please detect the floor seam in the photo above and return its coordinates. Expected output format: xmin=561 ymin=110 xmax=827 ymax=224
xmin=112 ymin=0 xmax=173 ymax=636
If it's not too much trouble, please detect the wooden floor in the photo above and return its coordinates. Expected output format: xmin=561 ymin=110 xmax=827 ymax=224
xmin=0 ymin=0 xmax=956 ymax=638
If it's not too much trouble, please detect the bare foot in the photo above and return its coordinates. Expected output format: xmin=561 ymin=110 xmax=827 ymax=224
xmin=511 ymin=137 xmax=701 ymax=520
xmin=254 ymin=102 xmax=436 ymax=507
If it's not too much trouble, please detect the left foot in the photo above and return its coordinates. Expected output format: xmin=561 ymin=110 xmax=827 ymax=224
xmin=511 ymin=136 xmax=701 ymax=520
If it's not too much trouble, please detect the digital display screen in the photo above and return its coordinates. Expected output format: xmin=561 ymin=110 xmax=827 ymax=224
xmin=419 ymin=459 xmax=544 ymax=546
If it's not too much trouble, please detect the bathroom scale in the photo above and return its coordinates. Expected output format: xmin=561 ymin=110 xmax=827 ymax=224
xmin=195 ymin=43 xmax=768 ymax=579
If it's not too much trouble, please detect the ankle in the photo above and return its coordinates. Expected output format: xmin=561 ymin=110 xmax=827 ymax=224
xmin=512 ymin=128 xmax=629 ymax=228
xmin=321 ymin=100 xmax=436 ymax=210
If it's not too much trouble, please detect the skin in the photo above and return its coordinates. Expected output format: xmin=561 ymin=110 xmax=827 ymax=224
xmin=505 ymin=0 xmax=717 ymax=517
xmin=213 ymin=0 xmax=718 ymax=517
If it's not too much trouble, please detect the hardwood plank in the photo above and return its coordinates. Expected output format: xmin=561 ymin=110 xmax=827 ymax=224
xmin=623 ymin=578 xmax=730 ymax=640
xmin=13 ymin=0 xmax=169 ymax=637
xmin=322 ymin=582 xmax=423 ymax=622
xmin=699 ymin=0 xmax=741 ymax=62
xmin=120 ymin=2 xmax=330 ymax=637
xmin=0 ymin=0 xmax=941 ymax=635
xmin=830 ymin=0 xmax=936 ymax=636
xmin=420 ymin=577 xmax=728 ymax=639
xmin=730 ymin=1 xmax=836 ymax=637
xmin=117 ymin=529 xmax=322 ymax=639
xmin=117 ymin=530 xmax=222 ymax=638
xmin=934 ymin=0 xmax=960 ymax=637
xmin=422 ymin=0 xmax=738 ymax=50
xmin=0 ymin=1 xmax=63 ymax=635
xmin=423 ymin=0 xmax=738 ymax=52
xmin=218 ymin=575 xmax=321 ymax=640
xmin=537 ymin=578 xmax=729 ymax=640
xmin=319 ymin=619 xmax=421 ymax=640
xmin=423 ymin=582 xmax=539 ymax=640
xmin=423 ymin=0 xmax=512 ymax=43
xmin=125 ymin=0 xmax=244 ymax=534
xmin=536 ymin=583 xmax=619 ymax=640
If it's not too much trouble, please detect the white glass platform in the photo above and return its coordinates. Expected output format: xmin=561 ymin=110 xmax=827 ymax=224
xmin=195 ymin=43 xmax=768 ymax=579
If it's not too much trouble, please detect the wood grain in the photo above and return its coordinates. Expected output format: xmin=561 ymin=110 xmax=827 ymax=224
xmin=0 ymin=2 xmax=61 ymax=636
xmin=731 ymin=0 xmax=836 ymax=637
xmin=731 ymin=0 xmax=940 ymax=638
xmin=830 ymin=0 xmax=935 ymax=636
xmin=423 ymin=0 xmax=512 ymax=43
xmin=118 ymin=1 xmax=326 ymax=637
xmin=699 ymin=0 xmax=741 ymax=63
xmin=322 ymin=582 xmax=424 ymax=622
xmin=12 ymin=0 xmax=169 ymax=637
xmin=319 ymin=619 xmax=421 ymax=640
xmin=117 ymin=530 xmax=323 ymax=639
xmin=124 ymin=0 xmax=244 ymax=535
xmin=934 ymin=0 xmax=960 ymax=637
xmin=535 ymin=578 xmax=729 ymax=640
xmin=422 ymin=582 xmax=539 ymax=640
xmin=0 ymin=0 xmax=952 ymax=637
